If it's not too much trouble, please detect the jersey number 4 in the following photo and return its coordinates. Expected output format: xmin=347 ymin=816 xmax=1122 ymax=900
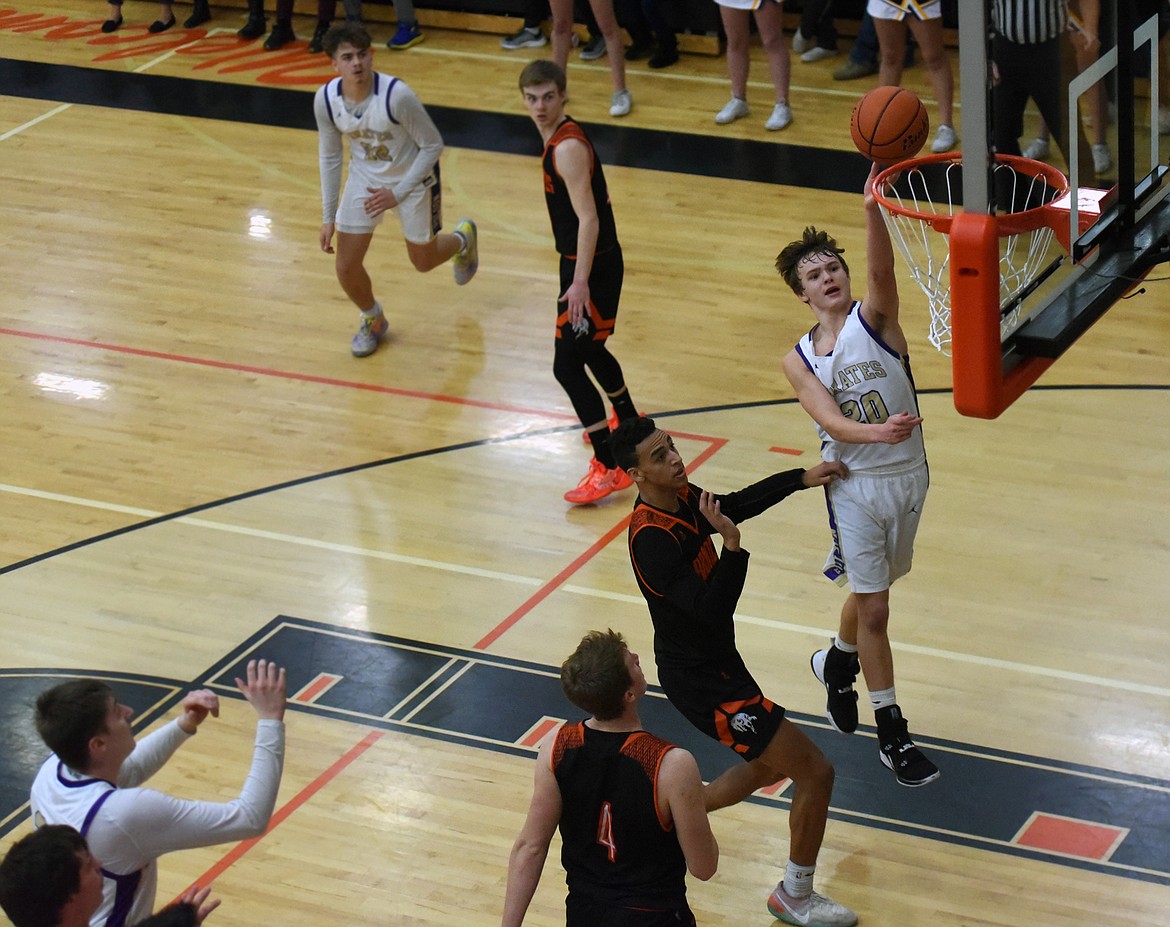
xmin=596 ymin=801 xmax=617 ymax=862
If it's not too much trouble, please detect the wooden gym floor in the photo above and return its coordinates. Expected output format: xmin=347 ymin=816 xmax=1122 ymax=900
xmin=2 ymin=3 xmax=1169 ymax=925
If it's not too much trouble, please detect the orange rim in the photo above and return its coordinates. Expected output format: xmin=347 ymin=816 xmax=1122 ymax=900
xmin=872 ymin=152 xmax=1070 ymax=237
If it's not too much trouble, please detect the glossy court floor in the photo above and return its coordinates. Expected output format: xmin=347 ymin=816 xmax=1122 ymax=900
xmin=2 ymin=4 xmax=1170 ymax=925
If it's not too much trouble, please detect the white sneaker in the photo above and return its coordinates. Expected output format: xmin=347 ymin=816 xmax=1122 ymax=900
xmin=609 ymin=89 xmax=632 ymax=117
xmin=1091 ymin=143 xmax=1112 ymax=174
xmin=1021 ymin=136 xmax=1049 ymax=160
xmin=500 ymin=26 xmax=546 ymax=49
xmin=792 ymin=28 xmax=813 ymax=53
xmin=715 ymin=97 xmax=749 ymax=125
xmin=800 ymin=46 xmax=837 ymax=63
xmin=765 ymin=101 xmax=792 ymax=131
xmin=930 ymin=123 xmax=957 ymax=152
xmin=767 ymin=885 xmax=858 ymax=927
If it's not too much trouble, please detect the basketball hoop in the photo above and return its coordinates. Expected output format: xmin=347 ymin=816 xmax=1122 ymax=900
xmin=872 ymin=152 xmax=1070 ymax=355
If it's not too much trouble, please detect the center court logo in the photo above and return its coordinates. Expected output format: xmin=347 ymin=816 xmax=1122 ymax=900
xmin=0 ymin=7 xmax=336 ymax=86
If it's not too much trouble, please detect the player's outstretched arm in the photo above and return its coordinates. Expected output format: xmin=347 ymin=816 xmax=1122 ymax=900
xmin=783 ymin=349 xmax=921 ymax=445
xmin=861 ymin=162 xmax=904 ymax=346
xmin=235 ymin=659 xmax=287 ymax=721
xmin=502 ymin=738 xmax=562 ymax=927
xmin=659 ymin=747 xmax=718 ymax=881
xmin=801 ymin=460 xmax=849 ymax=487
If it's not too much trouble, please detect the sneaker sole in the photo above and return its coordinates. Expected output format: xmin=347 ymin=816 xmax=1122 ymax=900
xmin=878 ymin=749 xmax=941 ymax=788
xmin=389 ymin=35 xmax=424 ymax=49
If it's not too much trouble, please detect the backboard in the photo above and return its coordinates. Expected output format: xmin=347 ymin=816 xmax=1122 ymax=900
xmin=934 ymin=1 xmax=1170 ymax=418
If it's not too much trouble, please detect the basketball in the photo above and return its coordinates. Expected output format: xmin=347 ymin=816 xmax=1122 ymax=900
xmin=850 ymin=86 xmax=929 ymax=165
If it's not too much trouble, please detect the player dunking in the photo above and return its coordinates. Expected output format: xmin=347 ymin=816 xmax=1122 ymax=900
xmin=777 ymin=163 xmax=939 ymax=788
xmin=315 ymin=23 xmax=478 ymax=358
xmin=520 ymin=60 xmax=642 ymax=505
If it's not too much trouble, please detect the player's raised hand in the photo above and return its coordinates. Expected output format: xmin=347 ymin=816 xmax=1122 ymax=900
xmin=177 ymin=690 xmax=220 ymax=734
xmin=802 ymin=460 xmax=849 ymax=487
xmin=236 ymin=659 xmax=287 ymax=721
xmin=698 ymin=491 xmax=741 ymax=553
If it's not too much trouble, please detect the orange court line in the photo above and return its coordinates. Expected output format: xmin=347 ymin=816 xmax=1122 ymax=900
xmin=0 ymin=327 xmax=577 ymax=421
xmin=180 ymin=728 xmax=384 ymax=894
xmin=473 ymin=437 xmax=729 ymax=651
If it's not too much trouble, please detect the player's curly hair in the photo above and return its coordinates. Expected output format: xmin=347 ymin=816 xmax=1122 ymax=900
xmin=0 ymin=826 xmax=88 ymax=927
xmin=323 ymin=21 xmax=372 ymax=57
xmin=561 ymin=630 xmax=632 ymax=721
xmin=775 ymin=227 xmax=850 ymax=296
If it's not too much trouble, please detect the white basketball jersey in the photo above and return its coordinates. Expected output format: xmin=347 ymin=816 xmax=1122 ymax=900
xmin=315 ymin=73 xmax=440 ymax=194
xmin=30 ymin=758 xmax=156 ymax=927
xmin=794 ymin=302 xmax=925 ymax=470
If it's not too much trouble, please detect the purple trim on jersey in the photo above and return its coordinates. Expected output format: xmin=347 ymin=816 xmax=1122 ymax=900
xmin=100 ymin=866 xmax=142 ymax=927
xmin=82 ymin=788 xmax=144 ymax=927
xmin=854 ymin=302 xmax=902 ymax=359
xmin=794 ymin=341 xmax=814 ymax=373
xmin=80 ymin=784 xmax=116 ymax=836
xmin=822 ymin=486 xmax=847 ymax=583
xmin=385 ymin=77 xmax=400 ymax=124
xmin=55 ymin=761 xmax=111 ymax=789
xmin=322 ymin=78 xmax=339 ymax=127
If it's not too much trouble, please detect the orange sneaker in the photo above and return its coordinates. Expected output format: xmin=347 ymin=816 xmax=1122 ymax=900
xmin=582 ymin=409 xmax=621 ymax=445
xmin=564 ymin=458 xmax=634 ymax=505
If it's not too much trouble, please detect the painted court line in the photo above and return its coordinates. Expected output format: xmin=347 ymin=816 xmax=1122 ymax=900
xmin=183 ymin=728 xmax=384 ymax=892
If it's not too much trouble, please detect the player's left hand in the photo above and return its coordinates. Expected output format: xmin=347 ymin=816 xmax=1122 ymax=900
xmin=558 ymin=280 xmax=590 ymax=330
xmin=699 ymin=491 xmax=741 ymax=552
xmin=177 ymin=689 xmax=220 ymax=733
xmin=176 ymin=885 xmax=221 ymax=925
xmin=802 ymin=460 xmax=848 ymax=487
xmin=364 ymin=186 xmax=399 ymax=217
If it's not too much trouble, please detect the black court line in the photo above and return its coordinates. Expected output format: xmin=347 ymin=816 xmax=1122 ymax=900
xmin=0 ymin=56 xmax=871 ymax=191
xmin=4 ymin=618 xmax=1168 ymax=884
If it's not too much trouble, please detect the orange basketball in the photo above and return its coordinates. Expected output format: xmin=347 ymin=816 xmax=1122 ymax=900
xmin=850 ymin=86 xmax=930 ymax=165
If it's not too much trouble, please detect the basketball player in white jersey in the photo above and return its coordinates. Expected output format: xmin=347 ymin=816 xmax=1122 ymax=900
xmin=28 ymin=660 xmax=286 ymax=927
xmin=777 ymin=163 xmax=939 ymax=788
xmin=315 ymin=22 xmax=479 ymax=357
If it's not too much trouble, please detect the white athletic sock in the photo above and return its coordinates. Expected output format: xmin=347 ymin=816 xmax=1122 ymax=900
xmin=361 ymin=301 xmax=382 ymax=318
xmin=453 ymin=230 xmax=468 ymax=252
xmin=869 ymin=685 xmax=896 ymax=712
xmin=782 ymin=860 xmax=815 ymax=898
xmin=833 ymin=636 xmax=858 ymax=654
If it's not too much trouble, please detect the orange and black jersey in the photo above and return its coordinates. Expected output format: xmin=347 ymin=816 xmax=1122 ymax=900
xmin=553 ymin=722 xmax=687 ymax=910
xmin=542 ymin=116 xmax=619 ymax=258
xmin=628 ymin=472 xmax=809 ymax=672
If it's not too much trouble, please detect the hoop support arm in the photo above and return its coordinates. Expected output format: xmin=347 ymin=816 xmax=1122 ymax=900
xmin=950 ymin=212 xmax=1054 ymax=418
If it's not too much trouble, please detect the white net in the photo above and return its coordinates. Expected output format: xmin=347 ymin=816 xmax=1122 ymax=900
xmin=874 ymin=156 xmax=1067 ymax=355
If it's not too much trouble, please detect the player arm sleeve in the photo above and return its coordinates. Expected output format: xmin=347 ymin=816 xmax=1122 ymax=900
xmin=109 ymin=719 xmax=286 ymax=861
xmin=632 ymin=530 xmax=750 ymax=632
xmin=315 ymin=90 xmax=344 ymax=224
xmin=717 ymin=469 xmax=809 ymax=523
xmin=388 ymin=83 xmax=444 ymax=204
xmin=116 ymin=720 xmax=193 ymax=788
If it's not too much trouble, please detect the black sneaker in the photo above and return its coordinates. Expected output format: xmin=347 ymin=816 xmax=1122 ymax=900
xmin=183 ymin=0 xmax=210 ymax=28
xmin=237 ymin=16 xmax=266 ymax=39
xmin=810 ymin=642 xmax=859 ymax=733
xmin=309 ymin=21 xmax=329 ymax=53
xmin=877 ymin=705 xmax=940 ymax=787
xmin=263 ymin=20 xmax=296 ymax=49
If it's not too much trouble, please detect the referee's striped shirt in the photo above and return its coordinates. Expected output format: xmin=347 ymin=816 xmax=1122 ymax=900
xmin=991 ymin=0 xmax=1069 ymax=44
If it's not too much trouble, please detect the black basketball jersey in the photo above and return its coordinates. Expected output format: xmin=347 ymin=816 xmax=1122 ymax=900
xmin=541 ymin=117 xmax=619 ymax=258
xmin=553 ymin=722 xmax=687 ymax=910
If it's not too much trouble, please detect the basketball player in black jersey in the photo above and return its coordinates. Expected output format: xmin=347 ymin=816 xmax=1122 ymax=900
xmin=611 ymin=417 xmax=857 ymax=927
xmin=502 ymin=629 xmax=717 ymax=927
xmin=519 ymin=61 xmax=643 ymax=506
